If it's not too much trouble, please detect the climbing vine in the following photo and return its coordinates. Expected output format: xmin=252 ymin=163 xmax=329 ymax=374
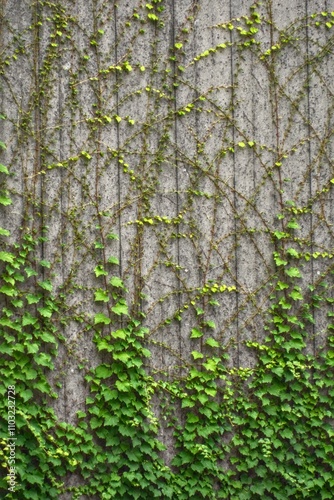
xmin=1 ymin=1 xmax=334 ymax=498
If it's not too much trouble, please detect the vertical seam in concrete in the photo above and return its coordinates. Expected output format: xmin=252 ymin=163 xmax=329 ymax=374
xmin=194 ymin=2 xmax=203 ymax=357
xmin=34 ymin=1 xmax=43 ymax=256
xmin=59 ymin=73 xmax=64 ymax=296
xmin=114 ymin=3 xmax=122 ymax=277
xmin=171 ymin=0 xmax=182 ymax=365
xmin=305 ymin=0 xmax=315 ymax=353
xmin=58 ymin=22 xmax=65 ymax=423
xmin=34 ymin=0 xmax=48 ymax=406
xmin=229 ymin=0 xmax=239 ymax=368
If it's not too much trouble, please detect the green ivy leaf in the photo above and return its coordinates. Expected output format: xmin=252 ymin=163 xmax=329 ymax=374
xmin=280 ymin=428 xmax=293 ymax=439
xmin=286 ymin=219 xmax=300 ymax=230
xmin=104 ymin=415 xmax=118 ymax=426
xmin=203 ymin=358 xmax=219 ymax=371
xmin=112 ymin=302 xmax=129 ymax=316
xmin=34 ymin=352 xmax=52 ymax=367
xmin=21 ymin=389 xmax=33 ymax=402
xmin=26 ymin=293 xmax=42 ymax=304
xmin=289 ymin=289 xmax=303 ymax=300
xmin=273 ymin=231 xmax=289 ymax=239
xmin=182 ymin=398 xmax=195 ymax=408
xmin=115 ymin=380 xmax=130 ymax=392
xmin=107 ymin=233 xmax=119 ymax=240
xmin=0 ymin=284 xmax=17 ymax=296
xmin=204 ymin=387 xmax=217 ymax=397
xmin=190 ymin=328 xmax=203 ymax=338
xmin=38 ymin=307 xmax=53 ymax=318
xmin=40 ymin=332 xmax=57 ymax=344
xmin=95 ymin=365 xmax=113 ymax=379
xmin=0 ymin=194 xmax=12 ymax=205
xmin=187 ymin=413 xmax=199 ymax=423
xmin=0 ymin=317 xmax=19 ymax=330
xmin=274 ymin=255 xmax=287 ymax=266
xmin=113 ymin=352 xmax=130 ymax=363
xmin=11 ymin=299 xmax=23 ymax=308
xmin=0 ymin=343 xmax=12 ymax=354
xmin=286 ymin=247 xmax=299 ymax=257
xmin=96 ymin=338 xmax=111 ymax=352
xmin=39 ymin=260 xmax=51 ymax=268
xmin=35 ymin=381 xmax=50 ymax=393
xmin=276 ymin=281 xmax=289 ymax=290
xmin=205 ymin=320 xmax=216 ymax=329
xmin=38 ymin=280 xmax=53 ymax=292
xmin=94 ymin=313 xmax=111 ymax=325
xmin=285 ymin=267 xmax=302 ymax=278
xmin=94 ymin=265 xmax=107 ymax=277
xmin=107 ymin=256 xmax=119 ymax=265
xmin=0 ymin=163 xmax=9 ymax=174
xmin=25 ymin=267 xmax=38 ymax=277
xmin=25 ymin=368 xmax=38 ymax=380
xmin=0 ymin=251 xmax=14 ymax=263
xmin=27 ymin=343 xmax=39 ymax=354
xmin=94 ymin=289 xmax=109 ymax=302
xmin=110 ymin=276 xmax=124 ymax=288
xmin=191 ymin=350 xmax=204 ymax=359
xmin=22 ymin=313 xmax=38 ymax=326
xmin=111 ymin=329 xmax=127 ymax=339
xmin=205 ymin=337 xmax=220 ymax=348
xmin=0 ymin=228 xmax=10 ymax=236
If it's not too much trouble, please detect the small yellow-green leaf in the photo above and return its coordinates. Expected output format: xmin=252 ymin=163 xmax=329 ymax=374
xmin=94 ymin=265 xmax=107 ymax=277
xmin=205 ymin=337 xmax=220 ymax=348
xmin=190 ymin=328 xmax=203 ymax=338
xmin=110 ymin=276 xmax=124 ymax=288
xmin=94 ymin=289 xmax=109 ymax=302
xmin=107 ymin=256 xmax=119 ymax=265
xmin=191 ymin=350 xmax=204 ymax=359
xmin=0 ymin=164 xmax=9 ymax=174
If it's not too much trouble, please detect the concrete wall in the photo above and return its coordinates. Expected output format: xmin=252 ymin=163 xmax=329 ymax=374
xmin=1 ymin=0 xmax=334 ymax=453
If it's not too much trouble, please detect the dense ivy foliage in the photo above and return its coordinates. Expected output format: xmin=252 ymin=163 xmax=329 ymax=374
xmin=1 ymin=1 xmax=334 ymax=498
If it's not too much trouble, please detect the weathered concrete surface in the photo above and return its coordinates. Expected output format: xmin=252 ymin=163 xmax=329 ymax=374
xmin=1 ymin=0 xmax=334 ymax=484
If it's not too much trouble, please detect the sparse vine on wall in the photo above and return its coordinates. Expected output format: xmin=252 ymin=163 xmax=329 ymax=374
xmin=1 ymin=0 xmax=334 ymax=498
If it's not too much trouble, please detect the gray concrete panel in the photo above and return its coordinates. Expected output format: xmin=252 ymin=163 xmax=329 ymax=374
xmin=1 ymin=0 xmax=334 ymax=480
